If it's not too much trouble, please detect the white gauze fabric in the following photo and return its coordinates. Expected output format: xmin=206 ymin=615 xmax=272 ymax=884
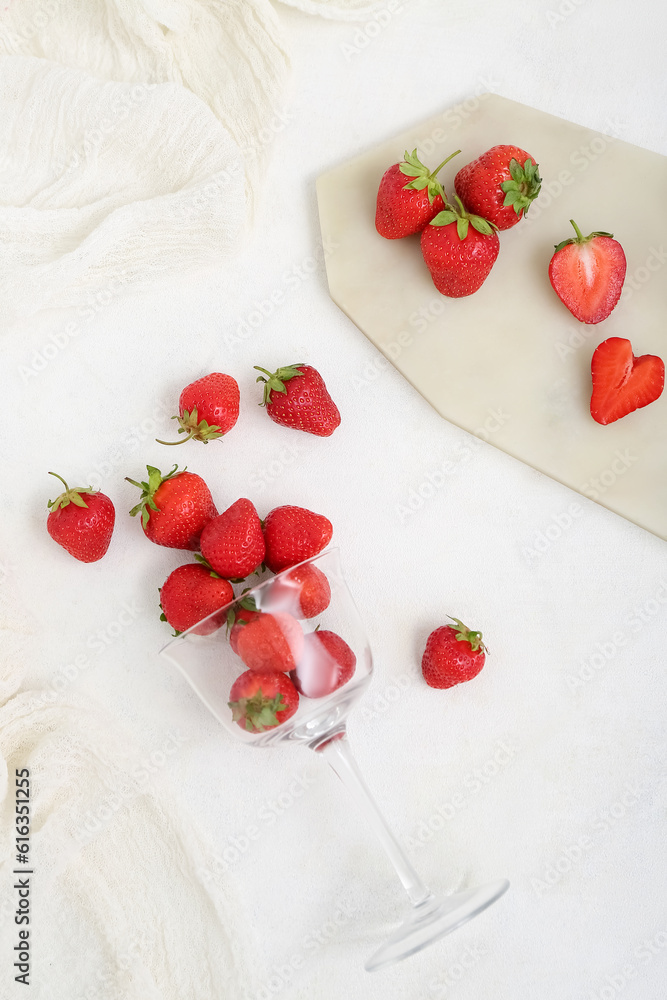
xmin=0 ymin=588 xmax=248 ymax=999
xmin=0 ymin=0 xmax=389 ymax=328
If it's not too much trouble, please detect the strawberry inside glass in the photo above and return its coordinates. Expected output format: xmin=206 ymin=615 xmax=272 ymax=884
xmin=161 ymin=548 xmax=509 ymax=970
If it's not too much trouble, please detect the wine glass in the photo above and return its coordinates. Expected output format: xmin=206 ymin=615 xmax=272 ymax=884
xmin=160 ymin=547 xmax=509 ymax=971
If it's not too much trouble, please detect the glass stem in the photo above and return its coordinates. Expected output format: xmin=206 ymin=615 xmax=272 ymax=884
xmin=319 ymin=734 xmax=432 ymax=907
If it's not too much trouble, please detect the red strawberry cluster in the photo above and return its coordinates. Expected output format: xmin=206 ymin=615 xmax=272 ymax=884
xmin=43 ymin=360 xmax=355 ymax=738
xmin=45 ymin=362 xmax=339 ymax=564
xmin=376 ymin=144 xmax=541 ymax=297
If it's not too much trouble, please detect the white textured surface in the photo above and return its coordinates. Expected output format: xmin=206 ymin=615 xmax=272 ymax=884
xmin=1 ymin=2 xmax=666 ymax=999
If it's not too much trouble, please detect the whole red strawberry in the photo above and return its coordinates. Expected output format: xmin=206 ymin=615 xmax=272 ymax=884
xmin=254 ymin=364 xmax=340 ymax=437
xmin=200 ymin=498 xmax=265 ymax=580
xmin=375 ymin=148 xmax=460 ymax=239
xmin=127 ymin=465 xmax=217 ymax=550
xmin=548 ymin=220 xmax=627 ymax=324
xmin=229 ymin=669 xmax=300 ymax=733
xmin=421 ymin=197 xmax=499 ymax=297
xmin=159 ymin=560 xmax=234 ymax=636
xmin=590 ymin=337 xmax=664 ymax=425
xmin=227 ymin=593 xmax=261 ymax=653
xmin=157 ymin=372 xmax=240 ymax=446
xmin=454 ymin=145 xmax=541 ymax=230
xmin=291 ymin=629 xmax=356 ymax=699
xmin=263 ymin=505 xmax=333 ymax=573
xmin=421 ymin=617 xmax=487 ymax=689
xmin=236 ymin=612 xmax=304 ymax=673
xmin=265 ymin=563 xmax=331 ymax=619
xmin=46 ymin=472 xmax=115 ymax=563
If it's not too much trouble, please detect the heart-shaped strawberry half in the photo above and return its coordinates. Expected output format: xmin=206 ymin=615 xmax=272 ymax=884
xmin=590 ymin=337 xmax=664 ymax=425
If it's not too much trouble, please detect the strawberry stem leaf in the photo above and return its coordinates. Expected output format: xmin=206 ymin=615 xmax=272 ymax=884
xmin=254 ymin=364 xmax=305 ymax=406
xmin=47 ymin=471 xmax=95 ymax=511
xmin=499 ymin=157 xmax=542 ymax=217
xmin=553 ymin=219 xmax=615 ymax=253
xmin=448 ymin=616 xmax=487 ymax=654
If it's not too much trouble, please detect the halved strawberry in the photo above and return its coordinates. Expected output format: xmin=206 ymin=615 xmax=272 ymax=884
xmin=548 ymin=220 xmax=626 ymax=324
xmin=590 ymin=337 xmax=664 ymax=425
xmin=228 ymin=670 xmax=299 ymax=733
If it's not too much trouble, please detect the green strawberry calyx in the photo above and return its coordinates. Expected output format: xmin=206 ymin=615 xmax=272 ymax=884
xmin=399 ymin=148 xmax=461 ymax=205
xmin=500 ymin=157 xmax=542 ymax=217
xmin=254 ymin=364 xmax=305 ymax=406
xmin=156 ymin=407 xmax=224 ymax=446
xmin=553 ymin=219 xmax=614 ymax=253
xmin=448 ymin=616 xmax=487 ymax=654
xmin=47 ymin=471 xmax=96 ymax=511
xmin=226 ymin=592 xmax=259 ymax=633
xmin=430 ymin=196 xmax=497 ymax=241
xmin=193 ymin=553 xmax=221 ymax=578
xmin=126 ymin=464 xmax=182 ymax=529
xmin=228 ymin=688 xmax=286 ymax=732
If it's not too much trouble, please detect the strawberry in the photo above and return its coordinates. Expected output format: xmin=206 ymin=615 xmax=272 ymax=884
xmin=548 ymin=220 xmax=627 ymax=324
xmin=590 ymin=337 xmax=664 ymax=425
xmin=375 ymin=148 xmax=460 ymax=239
xmin=156 ymin=372 xmax=240 ymax=446
xmin=236 ymin=612 xmax=304 ymax=673
xmin=421 ymin=617 xmax=487 ymax=689
xmin=126 ymin=464 xmax=217 ymax=550
xmin=454 ymin=145 xmax=541 ymax=230
xmin=199 ymin=498 xmax=265 ymax=580
xmin=228 ymin=669 xmax=300 ymax=733
xmin=46 ymin=472 xmax=115 ymax=563
xmin=254 ymin=364 xmax=340 ymax=437
xmin=263 ymin=505 xmax=333 ymax=573
xmin=421 ymin=197 xmax=499 ymax=297
xmin=227 ymin=595 xmax=261 ymax=654
xmin=290 ymin=629 xmax=356 ymax=699
xmin=265 ymin=563 xmax=331 ymax=619
xmin=159 ymin=560 xmax=234 ymax=636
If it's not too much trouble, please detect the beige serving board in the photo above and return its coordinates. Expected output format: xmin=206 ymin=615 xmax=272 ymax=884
xmin=317 ymin=94 xmax=667 ymax=540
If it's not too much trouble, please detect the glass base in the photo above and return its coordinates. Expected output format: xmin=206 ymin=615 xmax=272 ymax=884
xmin=365 ymin=878 xmax=510 ymax=972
